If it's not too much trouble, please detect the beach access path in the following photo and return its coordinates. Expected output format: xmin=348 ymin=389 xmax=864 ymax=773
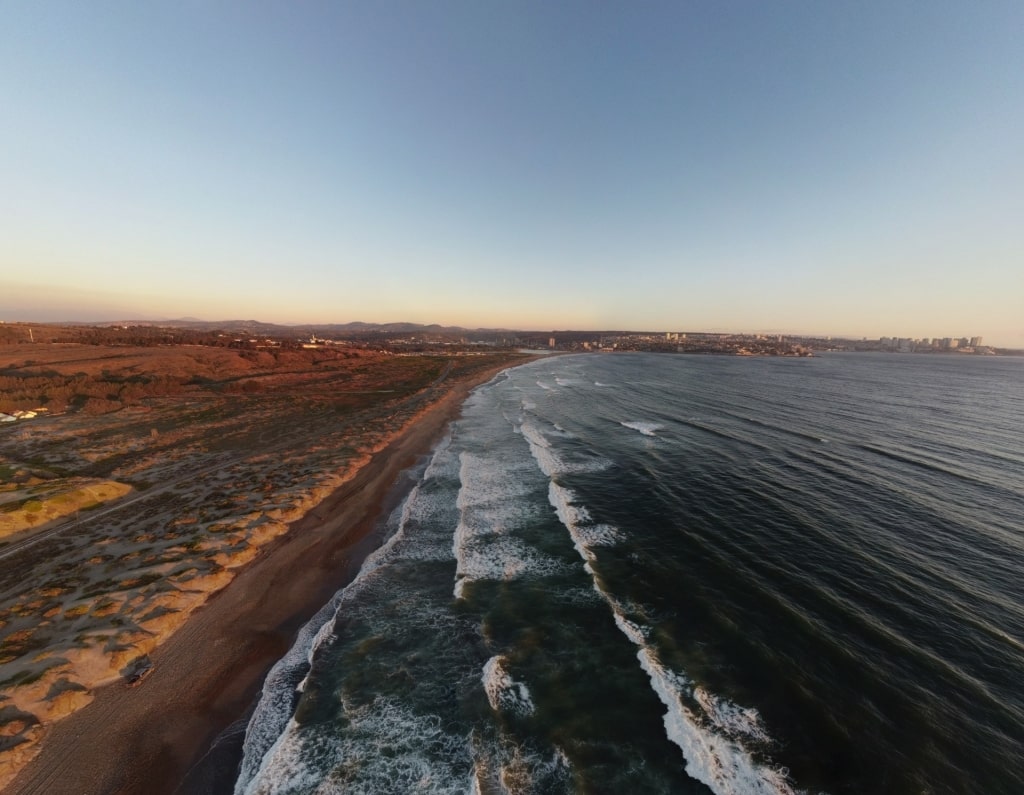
xmin=7 ymin=360 xmax=520 ymax=795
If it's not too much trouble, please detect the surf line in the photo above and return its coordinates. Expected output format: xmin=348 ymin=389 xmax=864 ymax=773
xmin=518 ymin=417 xmax=800 ymax=795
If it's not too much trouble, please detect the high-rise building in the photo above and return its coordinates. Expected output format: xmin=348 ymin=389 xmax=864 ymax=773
xmin=970 ymin=336 xmax=983 ymax=347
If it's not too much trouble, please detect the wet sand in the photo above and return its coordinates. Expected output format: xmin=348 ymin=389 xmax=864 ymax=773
xmin=6 ymin=364 xmax=514 ymax=795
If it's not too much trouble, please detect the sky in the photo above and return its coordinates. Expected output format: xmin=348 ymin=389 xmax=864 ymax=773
xmin=1 ymin=2 xmax=1022 ymax=345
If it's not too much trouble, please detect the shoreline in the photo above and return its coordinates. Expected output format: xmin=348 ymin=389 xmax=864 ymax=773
xmin=7 ymin=360 xmax=520 ymax=795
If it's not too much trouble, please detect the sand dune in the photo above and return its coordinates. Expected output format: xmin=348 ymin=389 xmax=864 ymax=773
xmin=2 ymin=354 xmax=522 ymax=794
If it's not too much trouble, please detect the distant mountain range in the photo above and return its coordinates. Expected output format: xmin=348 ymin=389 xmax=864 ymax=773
xmin=1 ymin=317 xmax=661 ymax=342
xmin=110 ymin=319 xmax=526 ymax=337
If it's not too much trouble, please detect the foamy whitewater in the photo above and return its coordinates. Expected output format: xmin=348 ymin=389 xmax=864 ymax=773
xmin=232 ymin=353 xmax=1024 ymax=795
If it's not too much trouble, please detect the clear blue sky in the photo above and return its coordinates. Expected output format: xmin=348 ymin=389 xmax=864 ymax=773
xmin=2 ymin=1 xmax=1022 ymax=344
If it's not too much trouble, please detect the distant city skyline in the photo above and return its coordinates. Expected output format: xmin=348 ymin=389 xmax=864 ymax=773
xmin=0 ymin=303 xmax=998 ymax=351
xmin=2 ymin=3 xmax=1022 ymax=347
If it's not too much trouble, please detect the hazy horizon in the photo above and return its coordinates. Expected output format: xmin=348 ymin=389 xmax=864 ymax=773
xmin=3 ymin=3 xmax=1022 ymax=346
xmin=0 ymin=303 xmax=1004 ymax=348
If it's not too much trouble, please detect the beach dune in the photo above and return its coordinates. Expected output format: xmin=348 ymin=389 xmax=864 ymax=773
xmin=5 ymin=362 xmax=510 ymax=795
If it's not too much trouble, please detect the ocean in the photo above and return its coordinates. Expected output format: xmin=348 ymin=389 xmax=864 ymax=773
xmin=228 ymin=352 xmax=1024 ymax=795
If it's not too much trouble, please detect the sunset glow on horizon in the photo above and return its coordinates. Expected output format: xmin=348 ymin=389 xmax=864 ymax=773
xmin=2 ymin=2 xmax=1022 ymax=345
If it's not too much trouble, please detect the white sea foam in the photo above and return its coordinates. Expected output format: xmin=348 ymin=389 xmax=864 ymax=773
xmin=237 ymin=437 xmax=462 ymax=793
xmin=455 ymin=531 xmax=569 ymax=598
xmin=540 ymin=473 xmax=800 ymax=795
xmin=470 ymin=734 xmax=572 ymax=795
xmin=518 ymin=420 xmax=550 ymax=450
xmin=362 ymin=448 xmax=464 ymax=575
xmin=612 ymin=611 xmax=649 ymax=646
xmin=519 ymin=421 xmax=562 ymax=478
xmin=455 ymin=452 xmax=534 ymax=511
xmin=423 ymin=431 xmax=457 ymax=481
xmin=358 ymin=482 xmax=423 ymax=576
xmin=573 ymin=522 xmax=625 ymax=547
xmin=499 ymin=747 xmax=570 ymax=794
xmin=629 ymin=638 xmax=796 ymax=795
xmin=482 ymin=656 xmax=536 ymax=716
xmin=621 ymin=420 xmax=664 ymax=437
xmin=535 ymin=380 xmax=555 ymax=390
xmin=239 ymin=521 xmax=438 ymax=794
xmin=243 ymin=697 xmax=473 ymax=795
xmin=234 ymin=593 xmax=343 ymax=794
xmin=547 ymin=482 xmax=601 ymax=563
xmin=453 ymin=450 xmax=565 ymax=598
xmin=236 ymin=587 xmax=350 ymax=793
xmin=695 ymin=686 xmax=773 ymax=744
xmin=239 ymin=717 xmax=333 ymax=795
xmin=520 ymin=419 xmax=612 ymax=476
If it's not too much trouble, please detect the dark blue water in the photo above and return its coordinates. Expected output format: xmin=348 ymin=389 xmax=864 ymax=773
xmin=233 ymin=353 xmax=1024 ymax=794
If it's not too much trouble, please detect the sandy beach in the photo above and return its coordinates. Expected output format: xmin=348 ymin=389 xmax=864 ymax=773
xmin=5 ymin=361 xmax=515 ymax=795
